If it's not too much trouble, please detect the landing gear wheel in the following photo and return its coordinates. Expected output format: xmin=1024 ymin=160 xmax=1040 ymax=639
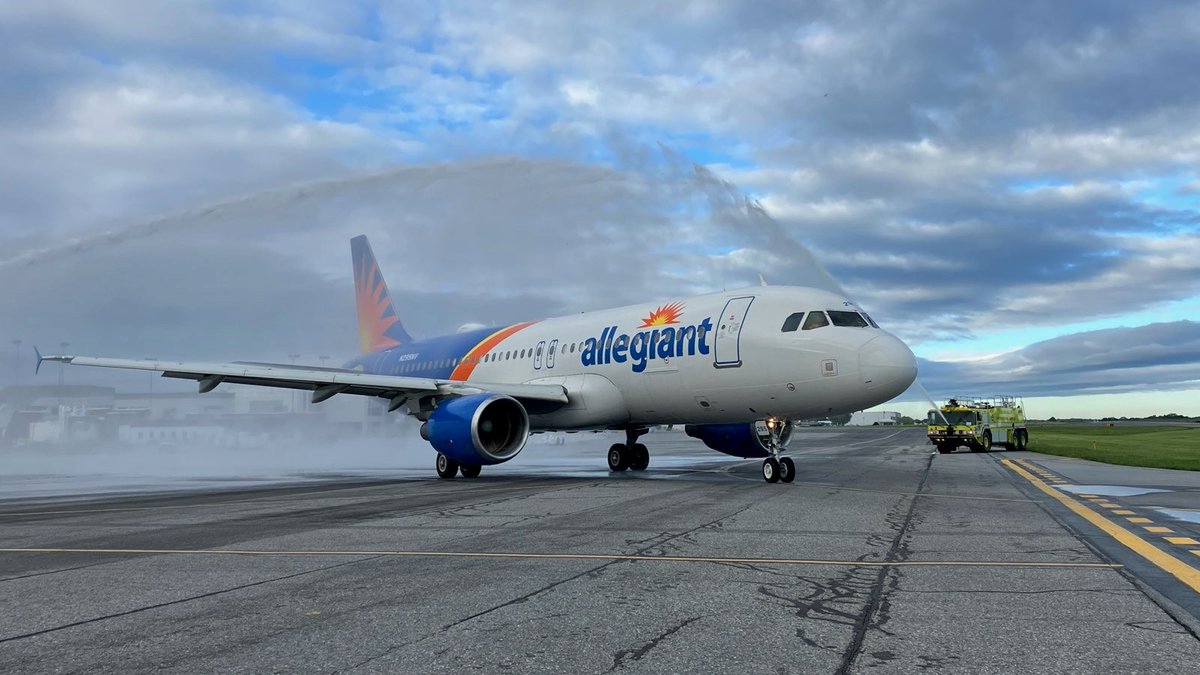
xmin=460 ymin=464 xmax=481 ymax=478
xmin=630 ymin=443 xmax=650 ymax=471
xmin=779 ymin=457 xmax=796 ymax=483
xmin=436 ymin=453 xmax=459 ymax=479
xmin=762 ymin=458 xmax=781 ymax=483
xmin=607 ymin=444 xmax=630 ymax=472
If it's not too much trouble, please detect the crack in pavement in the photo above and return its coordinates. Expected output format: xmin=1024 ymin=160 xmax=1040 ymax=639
xmin=607 ymin=615 xmax=704 ymax=671
xmin=836 ymin=452 xmax=934 ymax=675
xmin=0 ymin=555 xmax=382 ymax=645
xmin=336 ymin=485 xmax=774 ymax=672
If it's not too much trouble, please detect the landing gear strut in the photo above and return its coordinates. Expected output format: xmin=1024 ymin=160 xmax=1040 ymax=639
xmin=436 ymin=451 xmax=482 ymax=478
xmin=436 ymin=453 xmax=458 ymax=479
xmin=435 ymin=453 xmax=484 ymax=480
xmin=608 ymin=427 xmax=650 ymax=472
xmin=761 ymin=417 xmax=796 ymax=484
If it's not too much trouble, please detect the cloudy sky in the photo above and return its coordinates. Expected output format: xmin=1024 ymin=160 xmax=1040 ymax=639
xmin=1 ymin=1 xmax=1198 ymax=417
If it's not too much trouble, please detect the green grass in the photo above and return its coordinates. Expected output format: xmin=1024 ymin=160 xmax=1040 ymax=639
xmin=1027 ymin=424 xmax=1200 ymax=471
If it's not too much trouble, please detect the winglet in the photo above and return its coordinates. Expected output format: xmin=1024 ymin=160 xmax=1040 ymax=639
xmin=34 ymin=348 xmax=72 ymax=375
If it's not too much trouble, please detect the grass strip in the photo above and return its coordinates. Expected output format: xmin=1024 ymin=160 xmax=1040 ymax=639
xmin=1027 ymin=424 xmax=1200 ymax=471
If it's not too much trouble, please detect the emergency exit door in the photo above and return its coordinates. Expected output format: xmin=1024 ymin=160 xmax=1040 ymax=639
xmin=713 ymin=296 xmax=754 ymax=368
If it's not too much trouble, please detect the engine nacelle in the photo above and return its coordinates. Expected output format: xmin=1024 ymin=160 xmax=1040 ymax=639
xmin=684 ymin=420 xmax=793 ymax=458
xmin=423 ymin=394 xmax=530 ymax=465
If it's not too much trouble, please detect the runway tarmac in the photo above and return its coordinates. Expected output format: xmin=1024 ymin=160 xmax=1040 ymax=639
xmin=2 ymin=427 xmax=1198 ymax=673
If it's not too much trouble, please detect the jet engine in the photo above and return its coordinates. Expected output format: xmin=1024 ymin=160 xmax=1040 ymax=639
xmin=684 ymin=420 xmax=793 ymax=458
xmin=422 ymin=394 xmax=530 ymax=465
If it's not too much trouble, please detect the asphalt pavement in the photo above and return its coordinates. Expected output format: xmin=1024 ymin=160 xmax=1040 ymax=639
xmin=1 ymin=426 xmax=1198 ymax=673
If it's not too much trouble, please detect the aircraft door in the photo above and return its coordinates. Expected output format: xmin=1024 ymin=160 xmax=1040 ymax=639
xmin=547 ymin=339 xmax=558 ymax=368
xmin=534 ymin=341 xmax=546 ymax=370
xmin=713 ymin=296 xmax=755 ymax=368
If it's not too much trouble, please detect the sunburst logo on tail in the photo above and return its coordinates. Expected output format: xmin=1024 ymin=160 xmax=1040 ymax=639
xmin=640 ymin=302 xmax=685 ymax=327
xmin=355 ymin=257 xmax=401 ymax=353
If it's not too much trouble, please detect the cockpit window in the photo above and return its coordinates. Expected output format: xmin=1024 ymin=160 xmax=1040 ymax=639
xmin=781 ymin=312 xmax=805 ymax=332
xmin=862 ymin=313 xmax=880 ymax=328
xmin=828 ymin=310 xmax=870 ymax=328
xmin=801 ymin=311 xmax=829 ymax=330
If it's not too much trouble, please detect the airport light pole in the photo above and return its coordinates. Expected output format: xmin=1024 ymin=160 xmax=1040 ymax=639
xmin=10 ymin=339 xmax=20 ymax=387
xmin=58 ymin=341 xmax=69 ymax=412
xmin=58 ymin=342 xmax=69 ymax=387
xmin=289 ymin=354 xmax=301 ymax=413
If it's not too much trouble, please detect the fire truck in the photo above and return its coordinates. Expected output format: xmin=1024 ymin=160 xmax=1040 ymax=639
xmin=927 ymin=396 xmax=1028 ymax=454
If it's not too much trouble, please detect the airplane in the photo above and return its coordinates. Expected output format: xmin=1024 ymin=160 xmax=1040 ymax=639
xmin=38 ymin=235 xmax=918 ymax=483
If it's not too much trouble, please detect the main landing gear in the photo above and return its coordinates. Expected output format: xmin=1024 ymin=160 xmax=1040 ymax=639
xmin=761 ymin=417 xmax=796 ymax=484
xmin=608 ymin=427 xmax=650 ymax=472
xmin=436 ymin=453 xmax=482 ymax=480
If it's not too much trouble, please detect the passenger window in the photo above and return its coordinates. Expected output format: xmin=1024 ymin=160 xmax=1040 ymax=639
xmin=828 ymin=310 xmax=869 ymax=328
xmin=781 ymin=312 xmax=805 ymax=332
xmin=802 ymin=312 xmax=829 ymax=330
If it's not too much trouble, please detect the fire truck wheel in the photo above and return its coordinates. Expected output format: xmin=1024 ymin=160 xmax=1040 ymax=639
xmin=1015 ymin=429 xmax=1028 ymax=450
xmin=936 ymin=444 xmax=954 ymax=454
xmin=981 ymin=431 xmax=992 ymax=451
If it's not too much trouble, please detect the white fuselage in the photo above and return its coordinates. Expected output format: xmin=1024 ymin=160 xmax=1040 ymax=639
xmin=439 ymin=286 xmax=917 ymax=430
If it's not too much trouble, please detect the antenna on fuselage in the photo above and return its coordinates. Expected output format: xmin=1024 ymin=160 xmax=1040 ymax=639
xmin=759 ymin=272 xmax=768 ymax=287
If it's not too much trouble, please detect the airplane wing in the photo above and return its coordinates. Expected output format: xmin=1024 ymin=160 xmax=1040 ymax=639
xmin=36 ymin=353 xmax=568 ymax=410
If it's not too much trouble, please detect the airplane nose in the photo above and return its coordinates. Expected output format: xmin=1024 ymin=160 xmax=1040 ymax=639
xmin=859 ymin=334 xmax=918 ymax=399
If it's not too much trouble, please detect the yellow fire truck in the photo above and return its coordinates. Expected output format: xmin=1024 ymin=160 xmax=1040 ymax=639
xmin=927 ymin=396 xmax=1028 ymax=454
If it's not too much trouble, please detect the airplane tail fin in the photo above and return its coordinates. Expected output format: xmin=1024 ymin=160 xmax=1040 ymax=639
xmin=351 ymin=235 xmax=412 ymax=353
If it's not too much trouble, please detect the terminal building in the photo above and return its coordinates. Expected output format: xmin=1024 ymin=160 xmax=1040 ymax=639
xmin=0 ymin=384 xmax=390 ymax=448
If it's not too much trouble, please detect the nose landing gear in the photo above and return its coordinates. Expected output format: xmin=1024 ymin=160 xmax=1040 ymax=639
xmin=761 ymin=417 xmax=796 ymax=484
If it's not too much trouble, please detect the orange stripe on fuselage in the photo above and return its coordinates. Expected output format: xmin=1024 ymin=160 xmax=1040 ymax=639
xmin=449 ymin=321 xmax=539 ymax=381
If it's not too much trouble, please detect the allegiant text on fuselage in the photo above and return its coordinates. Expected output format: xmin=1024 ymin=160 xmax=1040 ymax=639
xmin=580 ymin=318 xmax=714 ymax=372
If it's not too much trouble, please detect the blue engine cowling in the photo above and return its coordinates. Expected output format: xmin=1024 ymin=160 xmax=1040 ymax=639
xmin=422 ymin=394 xmax=530 ymax=465
xmin=684 ymin=421 xmax=792 ymax=458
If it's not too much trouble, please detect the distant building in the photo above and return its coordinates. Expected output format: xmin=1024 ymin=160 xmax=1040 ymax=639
xmin=0 ymin=385 xmax=118 ymax=444
xmin=116 ymin=423 xmax=268 ymax=449
xmin=115 ymin=391 xmax=236 ymax=421
xmin=849 ymin=411 xmax=902 ymax=426
xmin=0 ymin=383 xmax=388 ymax=448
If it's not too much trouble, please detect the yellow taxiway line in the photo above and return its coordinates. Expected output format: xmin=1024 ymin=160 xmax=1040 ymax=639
xmin=0 ymin=547 xmax=1121 ymax=569
xmin=1002 ymin=459 xmax=1200 ymax=594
